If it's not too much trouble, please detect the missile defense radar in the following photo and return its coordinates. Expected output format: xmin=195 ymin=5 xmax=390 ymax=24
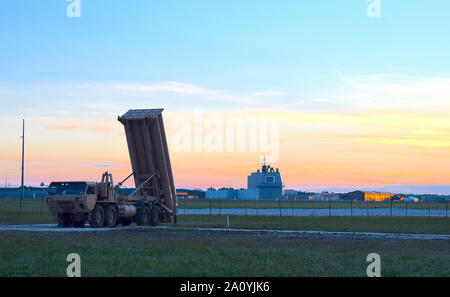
xmin=46 ymin=109 xmax=177 ymax=228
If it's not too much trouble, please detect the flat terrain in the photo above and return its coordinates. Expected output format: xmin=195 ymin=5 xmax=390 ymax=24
xmin=179 ymin=198 xmax=449 ymax=210
xmin=1 ymin=198 xmax=448 ymax=212
xmin=1 ymin=211 xmax=449 ymax=234
xmin=1 ymin=228 xmax=449 ymax=277
xmin=1 ymin=211 xmax=448 ymax=277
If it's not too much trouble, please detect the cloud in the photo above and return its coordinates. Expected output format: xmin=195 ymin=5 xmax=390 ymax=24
xmin=370 ymin=178 xmax=424 ymax=181
xmin=46 ymin=125 xmax=80 ymax=131
xmin=111 ymin=81 xmax=208 ymax=95
xmin=250 ymin=90 xmax=287 ymax=97
xmin=81 ymin=104 xmax=121 ymax=110
xmin=72 ymin=81 xmax=259 ymax=104
xmin=44 ymin=119 xmax=118 ymax=135
xmin=339 ymin=74 xmax=450 ymax=113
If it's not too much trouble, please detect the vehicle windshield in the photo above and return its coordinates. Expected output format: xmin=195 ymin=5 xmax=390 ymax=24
xmin=48 ymin=182 xmax=87 ymax=196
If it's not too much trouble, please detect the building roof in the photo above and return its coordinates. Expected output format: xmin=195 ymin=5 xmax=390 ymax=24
xmin=349 ymin=190 xmax=392 ymax=194
xmin=119 ymin=109 xmax=164 ymax=120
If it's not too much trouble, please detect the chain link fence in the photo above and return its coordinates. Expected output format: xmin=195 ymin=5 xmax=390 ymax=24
xmin=1 ymin=197 xmax=449 ymax=217
xmin=177 ymin=198 xmax=450 ymax=217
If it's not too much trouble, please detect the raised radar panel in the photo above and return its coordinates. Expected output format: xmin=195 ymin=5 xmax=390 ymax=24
xmin=118 ymin=109 xmax=176 ymax=213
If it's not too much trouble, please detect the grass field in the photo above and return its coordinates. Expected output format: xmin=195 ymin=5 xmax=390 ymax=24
xmin=1 ymin=228 xmax=449 ymax=277
xmin=179 ymin=198 xmax=450 ymax=210
xmin=177 ymin=215 xmax=450 ymax=234
xmin=1 ymin=197 xmax=449 ymax=212
xmin=1 ymin=210 xmax=449 ymax=277
xmin=1 ymin=211 xmax=449 ymax=234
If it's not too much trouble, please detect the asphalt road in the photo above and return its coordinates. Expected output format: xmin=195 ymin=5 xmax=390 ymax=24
xmin=0 ymin=223 xmax=449 ymax=240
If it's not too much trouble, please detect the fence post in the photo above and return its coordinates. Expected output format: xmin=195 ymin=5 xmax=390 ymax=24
xmin=390 ymin=199 xmax=392 ymax=217
xmin=244 ymin=199 xmax=247 ymax=216
xmin=428 ymin=200 xmax=431 ymax=218
xmin=405 ymin=200 xmax=408 ymax=217
xmin=446 ymin=200 xmax=448 ymax=217
xmin=366 ymin=201 xmax=369 ymax=217
xmin=328 ymin=198 xmax=331 ymax=217
xmin=41 ymin=197 xmax=44 ymax=212
xmin=219 ymin=198 xmax=221 ymax=215
xmin=312 ymin=200 xmax=315 ymax=216
xmin=278 ymin=198 xmax=281 ymax=216
xmin=256 ymin=199 xmax=259 ymax=216
xmin=291 ymin=199 xmax=294 ymax=216
xmin=350 ymin=200 xmax=353 ymax=217
xmin=184 ymin=199 xmax=187 ymax=216
xmin=209 ymin=198 xmax=212 ymax=216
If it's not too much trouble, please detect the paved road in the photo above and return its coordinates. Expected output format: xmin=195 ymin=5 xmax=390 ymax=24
xmin=0 ymin=224 xmax=448 ymax=240
xmin=178 ymin=208 xmax=448 ymax=217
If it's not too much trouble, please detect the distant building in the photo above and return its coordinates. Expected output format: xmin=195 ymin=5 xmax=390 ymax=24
xmin=176 ymin=188 xmax=205 ymax=199
xmin=237 ymin=189 xmax=259 ymax=200
xmin=205 ymin=160 xmax=284 ymax=200
xmin=284 ymin=189 xmax=299 ymax=200
xmin=405 ymin=196 xmax=419 ymax=202
xmin=247 ymin=161 xmax=284 ymax=200
xmin=341 ymin=190 xmax=394 ymax=202
xmin=311 ymin=191 xmax=340 ymax=201
xmin=205 ymin=189 xmax=237 ymax=200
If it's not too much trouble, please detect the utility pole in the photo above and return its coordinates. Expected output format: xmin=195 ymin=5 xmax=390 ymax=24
xmin=20 ymin=119 xmax=25 ymax=210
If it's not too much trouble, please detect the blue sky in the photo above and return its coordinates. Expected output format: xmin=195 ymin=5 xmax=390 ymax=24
xmin=0 ymin=0 xmax=449 ymax=116
xmin=1 ymin=1 xmax=450 ymax=191
xmin=2 ymin=1 xmax=450 ymax=90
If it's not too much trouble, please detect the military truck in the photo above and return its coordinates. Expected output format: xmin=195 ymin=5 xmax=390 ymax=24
xmin=46 ymin=109 xmax=177 ymax=228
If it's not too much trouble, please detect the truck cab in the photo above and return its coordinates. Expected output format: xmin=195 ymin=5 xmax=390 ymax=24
xmin=46 ymin=181 xmax=99 ymax=227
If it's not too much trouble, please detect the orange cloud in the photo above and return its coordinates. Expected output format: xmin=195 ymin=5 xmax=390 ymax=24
xmin=4 ymin=109 xmax=450 ymax=189
xmin=46 ymin=125 xmax=81 ymax=131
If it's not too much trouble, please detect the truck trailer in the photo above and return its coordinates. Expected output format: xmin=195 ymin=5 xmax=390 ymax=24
xmin=46 ymin=109 xmax=177 ymax=228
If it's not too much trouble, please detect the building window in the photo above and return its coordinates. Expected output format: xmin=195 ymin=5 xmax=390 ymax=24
xmin=265 ymin=176 xmax=275 ymax=183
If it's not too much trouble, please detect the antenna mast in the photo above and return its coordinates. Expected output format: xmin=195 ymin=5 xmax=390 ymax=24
xmin=20 ymin=119 xmax=25 ymax=208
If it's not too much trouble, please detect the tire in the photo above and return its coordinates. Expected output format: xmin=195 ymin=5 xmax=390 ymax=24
xmin=62 ymin=213 xmax=73 ymax=228
xmin=89 ymin=205 xmax=105 ymax=228
xmin=135 ymin=205 xmax=150 ymax=226
xmin=119 ymin=219 xmax=132 ymax=226
xmin=104 ymin=205 xmax=118 ymax=228
xmin=149 ymin=205 xmax=161 ymax=226
xmin=73 ymin=220 xmax=85 ymax=228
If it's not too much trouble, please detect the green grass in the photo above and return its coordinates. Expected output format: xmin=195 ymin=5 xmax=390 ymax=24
xmin=180 ymin=198 xmax=448 ymax=210
xmin=1 ymin=211 xmax=449 ymax=234
xmin=176 ymin=215 xmax=450 ymax=234
xmin=1 ymin=197 xmax=448 ymax=212
xmin=0 ymin=229 xmax=449 ymax=277
xmin=0 ymin=211 xmax=55 ymax=225
xmin=0 ymin=198 xmax=49 ymax=213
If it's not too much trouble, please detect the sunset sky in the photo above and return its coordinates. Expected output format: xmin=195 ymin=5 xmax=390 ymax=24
xmin=1 ymin=1 xmax=450 ymax=191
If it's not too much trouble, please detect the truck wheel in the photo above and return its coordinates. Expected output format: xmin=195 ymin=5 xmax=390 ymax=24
xmin=89 ymin=205 xmax=105 ymax=228
xmin=62 ymin=214 xmax=73 ymax=228
xmin=104 ymin=205 xmax=118 ymax=228
xmin=73 ymin=220 xmax=85 ymax=228
xmin=136 ymin=205 xmax=150 ymax=226
xmin=119 ymin=219 xmax=132 ymax=226
xmin=149 ymin=206 xmax=161 ymax=226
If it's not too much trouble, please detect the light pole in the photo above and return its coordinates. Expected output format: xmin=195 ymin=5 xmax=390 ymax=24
xmin=5 ymin=173 xmax=12 ymax=188
xmin=20 ymin=119 xmax=25 ymax=210
xmin=3 ymin=172 xmax=15 ymax=188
